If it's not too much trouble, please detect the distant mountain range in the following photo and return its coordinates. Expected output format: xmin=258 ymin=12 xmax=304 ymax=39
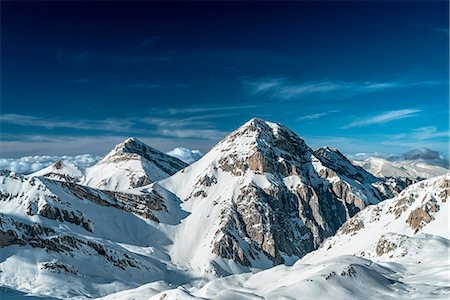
xmin=0 ymin=118 xmax=448 ymax=299
xmin=351 ymin=148 xmax=448 ymax=179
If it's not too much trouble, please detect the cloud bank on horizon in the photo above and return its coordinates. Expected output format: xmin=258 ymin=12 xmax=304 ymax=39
xmin=166 ymin=147 xmax=203 ymax=164
xmin=0 ymin=147 xmax=204 ymax=174
xmin=0 ymin=154 xmax=101 ymax=174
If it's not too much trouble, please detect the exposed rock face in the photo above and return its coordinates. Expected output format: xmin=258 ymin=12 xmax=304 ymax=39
xmin=340 ymin=218 xmax=365 ymax=235
xmin=314 ymin=174 xmax=449 ymax=262
xmin=39 ymin=203 xmax=93 ymax=232
xmin=62 ymin=181 xmax=167 ymax=222
xmin=40 ymin=261 xmax=79 ymax=275
xmin=406 ymin=198 xmax=440 ymax=233
xmin=161 ymin=118 xmax=405 ymax=274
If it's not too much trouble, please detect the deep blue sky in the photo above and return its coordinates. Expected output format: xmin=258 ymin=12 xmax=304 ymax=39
xmin=1 ymin=1 xmax=449 ymax=158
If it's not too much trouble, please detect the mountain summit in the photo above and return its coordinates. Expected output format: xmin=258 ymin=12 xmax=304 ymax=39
xmin=83 ymin=138 xmax=187 ymax=191
xmin=159 ymin=118 xmax=399 ymax=274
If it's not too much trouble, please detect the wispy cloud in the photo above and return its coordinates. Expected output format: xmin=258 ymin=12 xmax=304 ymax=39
xmin=0 ymin=105 xmax=243 ymax=155
xmin=0 ymin=134 xmax=217 ymax=158
xmin=411 ymin=126 xmax=450 ymax=140
xmin=304 ymin=131 xmax=449 ymax=158
xmin=140 ymin=116 xmax=228 ymax=139
xmin=0 ymin=114 xmax=136 ymax=132
xmin=0 ymin=113 xmax=227 ymax=140
xmin=123 ymin=82 xmax=189 ymax=89
xmin=297 ymin=110 xmax=340 ymax=121
xmin=244 ymin=77 xmax=446 ymax=100
xmin=406 ymin=23 xmax=449 ymax=34
xmin=344 ymin=109 xmax=421 ymax=128
xmin=140 ymin=36 xmax=163 ymax=47
xmin=162 ymin=104 xmax=258 ymax=115
xmin=56 ymin=50 xmax=173 ymax=66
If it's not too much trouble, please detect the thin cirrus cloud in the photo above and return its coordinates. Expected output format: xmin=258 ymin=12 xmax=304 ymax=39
xmin=405 ymin=23 xmax=449 ymax=34
xmin=0 ymin=114 xmax=136 ymax=132
xmin=120 ymin=82 xmax=190 ymax=90
xmin=297 ymin=110 xmax=340 ymax=121
xmin=163 ymin=104 xmax=258 ymax=115
xmin=0 ymin=105 xmax=243 ymax=144
xmin=344 ymin=109 xmax=421 ymax=128
xmin=56 ymin=49 xmax=173 ymax=66
xmin=411 ymin=126 xmax=450 ymax=140
xmin=245 ymin=77 xmax=445 ymax=100
xmin=0 ymin=113 xmax=226 ymax=140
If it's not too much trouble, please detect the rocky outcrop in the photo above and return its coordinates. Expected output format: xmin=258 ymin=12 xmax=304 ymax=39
xmin=39 ymin=203 xmax=93 ymax=232
xmin=406 ymin=199 xmax=440 ymax=233
xmin=315 ymin=174 xmax=449 ymax=263
xmin=0 ymin=214 xmax=141 ymax=269
xmin=40 ymin=261 xmax=79 ymax=275
xmin=61 ymin=181 xmax=167 ymax=222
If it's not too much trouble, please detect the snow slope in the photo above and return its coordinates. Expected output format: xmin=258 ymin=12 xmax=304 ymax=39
xmin=117 ymin=174 xmax=449 ymax=300
xmin=83 ymin=138 xmax=187 ymax=191
xmin=0 ymin=170 xmax=193 ymax=299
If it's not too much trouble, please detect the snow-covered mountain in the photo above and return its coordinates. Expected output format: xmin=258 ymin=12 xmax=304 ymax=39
xmin=156 ymin=118 xmax=401 ymax=275
xmin=125 ymin=174 xmax=449 ymax=299
xmin=30 ymin=160 xmax=85 ymax=182
xmin=353 ymin=156 xmax=448 ymax=179
xmin=400 ymin=147 xmax=448 ymax=165
xmin=2 ymin=118 xmax=443 ymax=299
xmin=83 ymin=138 xmax=187 ymax=191
xmin=27 ymin=138 xmax=188 ymax=191
xmin=0 ymin=170 xmax=190 ymax=298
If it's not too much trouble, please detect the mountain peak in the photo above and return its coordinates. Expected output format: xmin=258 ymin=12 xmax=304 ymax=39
xmin=30 ymin=159 xmax=85 ymax=182
xmin=112 ymin=137 xmax=153 ymax=155
xmin=241 ymin=117 xmax=289 ymax=135
xmin=83 ymin=138 xmax=187 ymax=190
xmin=243 ymin=117 xmax=274 ymax=128
xmin=219 ymin=118 xmax=303 ymax=150
xmin=209 ymin=118 xmax=311 ymax=176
